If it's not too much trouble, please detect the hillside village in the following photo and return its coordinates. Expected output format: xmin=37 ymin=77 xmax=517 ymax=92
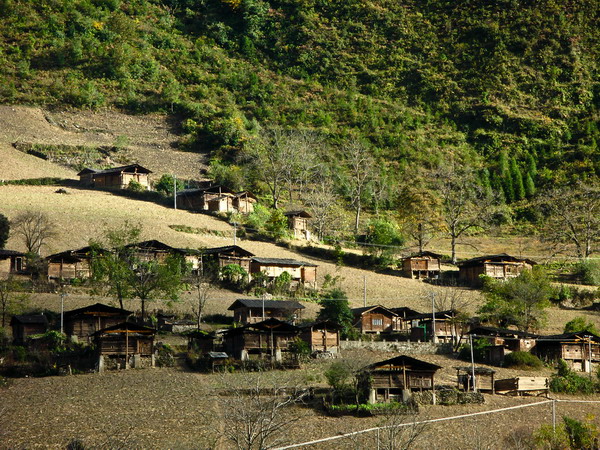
xmin=1 ymin=108 xmax=600 ymax=448
xmin=0 ymin=0 xmax=599 ymax=445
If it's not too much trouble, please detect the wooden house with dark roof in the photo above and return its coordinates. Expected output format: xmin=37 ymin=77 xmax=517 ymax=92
xmin=408 ymin=309 xmax=469 ymax=344
xmin=202 ymin=245 xmax=254 ymax=273
xmin=94 ymin=321 xmax=156 ymax=370
xmin=45 ymin=246 xmax=104 ymax=281
xmin=64 ymin=303 xmax=132 ymax=343
xmin=299 ymin=320 xmax=340 ymax=354
xmin=532 ymin=331 xmax=600 ymax=372
xmin=402 ymin=251 xmax=442 ymax=279
xmin=10 ymin=314 xmax=49 ymax=345
xmin=124 ymin=240 xmax=192 ymax=264
xmin=177 ymin=185 xmax=257 ymax=214
xmin=250 ymin=257 xmax=317 ymax=287
xmin=351 ymin=305 xmax=399 ymax=334
xmin=228 ymin=299 xmax=305 ymax=325
xmin=389 ymin=307 xmax=421 ymax=332
xmin=467 ymin=326 xmax=538 ymax=364
xmin=78 ymin=164 xmax=152 ymax=190
xmin=222 ymin=318 xmax=300 ymax=361
xmin=362 ymin=355 xmax=442 ymax=404
xmin=0 ymin=249 xmax=26 ymax=278
xmin=283 ymin=210 xmax=312 ymax=240
xmin=457 ymin=253 xmax=536 ymax=285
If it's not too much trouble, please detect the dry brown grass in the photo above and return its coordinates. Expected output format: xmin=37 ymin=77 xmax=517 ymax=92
xmin=0 ymin=105 xmax=206 ymax=180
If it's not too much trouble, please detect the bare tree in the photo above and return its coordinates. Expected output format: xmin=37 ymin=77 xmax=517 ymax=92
xmin=424 ymin=286 xmax=472 ymax=350
xmin=217 ymin=372 xmax=309 ymax=449
xmin=11 ymin=210 xmax=56 ymax=255
xmin=341 ymin=139 xmax=375 ymax=233
xmin=190 ymin=270 xmax=215 ymax=329
xmin=539 ymin=181 xmax=600 ymax=259
xmin=433 ymin=164 xmax=492 ymax=264
xmin=302 ymin=168 xmax=345 ymax=241
xmin=375 ymin=408 xmax=427 ymax=450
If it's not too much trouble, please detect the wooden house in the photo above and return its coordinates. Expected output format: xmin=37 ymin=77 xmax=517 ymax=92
xmin=45 ymin=246 xmax=102 ymax=281
xmin=456 ymin=366 xmax=496 ymax=393
xmin=408 ymin=309 xmax=469 ymax=344
xmin=250 ymin=257 xmax=317 ymax=287
xmin=533 ymin=331 xmax=600 ymax=372
xmin=78 ymin=164 xmax=152 ymax=190
xmin=94 ymin=321 xmax=155 ymax=370
xmin=201 ymin=245 xmax=255 ymax=274
xmin=457 ymin=253 xmax=536 ymax=285
xmin=177 ymin=185 xmax=256 ymax=214
xmin=222 ymin=318 xmax=300 ymax=361
xmin=228 ymin=299 xmax=305 ymax=325
xmin=494 ymin=377 xmax=549 ymax=396
xmin=283 ymin=211 xmax=312 ymax=240
xmin=362 ymin=355 xmax=442 ymax=404
xmin=299 ymin=320 xmax=340 ymax=354
xmin=124 ymin=240 xmax=186 ymax=263
xmin=10 ymin=314 xmax=49 ymax=345
xmin=233 ymin=191 xmax=257 ymax=214
xmin=0 ymin=249 xmax=25 ymax=278
xmin=186 ymin=330 xmax=216 ymax=354
xmin=351 ymin=305 xmax=399 ymax=334
xmin=64 ymin=303 xmax=132 ymax=343
xmin=390 ymin=307 xmax=421 ymax=332
xmin=402 ymin=251 xmax=442 ymax=279
xmin=467 ymin=326 xmax=538 ymax=365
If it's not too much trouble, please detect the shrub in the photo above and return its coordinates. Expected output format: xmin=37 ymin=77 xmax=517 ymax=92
xmin=549 ymin=359 xmax=598 ymax=394
xmin=127 ymin=180 xmax=146 ymax=192
xmin=154 ymin=174 xmax=185 ymax=197
xmin=563 ymin=317 xmax=599 ymax=335
xmin=574 ymin=260 xmax=600 ymax=286
xmin=289 ymin=337 xmax=311 ymax=361
xmin=457 ymin=338 xmax=491 ymax=363
xmin=503 ymin=351 xmax=543 ymax=369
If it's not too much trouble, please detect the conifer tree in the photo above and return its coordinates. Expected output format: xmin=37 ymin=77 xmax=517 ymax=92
xmin=510 ymin=158 xmax=525 ymax=201
xmin=525 ymin=172 xmax=536 ymax=197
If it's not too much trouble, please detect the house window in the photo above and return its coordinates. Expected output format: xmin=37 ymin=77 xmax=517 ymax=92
xmin=372 ymin=318 xmax=383 ymax=326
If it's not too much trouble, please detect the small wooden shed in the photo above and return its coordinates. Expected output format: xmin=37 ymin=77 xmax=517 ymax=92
xmin=456 ymin=366 xmax=496 ymax=393
xmin=250 ymin=257 xmax=317 ymax=287
xmin=402 ymin=251 xmax=442 ymax=279
xmin=363 ymin=355 xmax=442 ymax=404
xmin=202 ymin=245 xmax=255 ymax=273
xmin=222 ymin=318 xmax=300 ymax=361
xmin=78 ymin=164 xmax=152 ymax=190
xmin=177 ymin=185 xmax=254 ymax=214
xmin=283 ymin=210 xmax=312 ymax=240
xmin=457 ymin=253 xmax=536 ymax=285
xmin=94 ymin=321 xmax=155 ymax=370
xmin=186 ymin=329 xmax=216 ymax=354
xmin=494 ymin=377 xmax=549 ymax=396
xmin=10 ymin=314 xmax=49 ymax=345
xmin=45 ymin=246 xmax=103 ymax=281
xmin=533 ymin=331 xmax=600 ymax=372
xmin=228 ymin=299 xmax=305 ymax=325
xmin=0 ymin=249 xmax=26 ymax=278
xmin=299 ymin=320 xmax=341 ymax=354
xmin=351 ymin=305 xmax=399 ymax=334
xmin=64 ymin=303 xmax=132 ymax=343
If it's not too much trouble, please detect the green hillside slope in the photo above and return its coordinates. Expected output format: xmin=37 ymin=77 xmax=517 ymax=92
xmin=1 ymin=0 xmax=598 ymax=207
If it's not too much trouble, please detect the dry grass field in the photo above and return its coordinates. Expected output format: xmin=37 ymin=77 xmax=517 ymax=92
xmin=1 ymin=355 xmax=599 ymax=449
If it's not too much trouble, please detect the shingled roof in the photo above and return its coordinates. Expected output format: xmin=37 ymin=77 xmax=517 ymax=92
xmin=77 ymin=164 xmax=152 ymax=176
xmin=251 ymin=257 xmax=317 ymax=267
xmin=456 ymin=253 xmax=537 ymax=267
xmin=228 ymin=299 xmax=305 ymax=311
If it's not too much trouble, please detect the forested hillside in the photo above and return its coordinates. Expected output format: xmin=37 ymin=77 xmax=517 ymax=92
xmin=1 ymin=0 xmax=599 ymax=241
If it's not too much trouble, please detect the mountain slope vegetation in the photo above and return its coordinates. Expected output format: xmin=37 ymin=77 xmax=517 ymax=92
xmin=0 ymin=0 xmax=598 ymax=227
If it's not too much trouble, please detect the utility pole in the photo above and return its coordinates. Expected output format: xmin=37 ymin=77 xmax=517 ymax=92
xmin=363 ymin=275 xmax=367 ymax=307
xmin=173 ymin=174 xmax=177 ymax=209
xmin=469 ymin=333 xmax=477 ymax=392
xmin=431 ymin=292 xmax=437 ymax=343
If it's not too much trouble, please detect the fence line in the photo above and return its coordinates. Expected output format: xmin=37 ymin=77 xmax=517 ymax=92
xmin=275 ymin=400 xmax=554 ymax=449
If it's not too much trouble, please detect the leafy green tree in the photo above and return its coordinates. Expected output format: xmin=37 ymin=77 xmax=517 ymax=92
xmin=154 ymin=174 xmax=185 ymax=197
xmin=317 ymin=288 xmax=354 ymax=338
xmin=563 ymin=317 xmax=599 ymax=335
xmin=363 ymin=218 xmax=404 ymax=256
xmin=0 ymin=213 xmax=9 ymax=249
xmin=478 ymin=267 xmax=552 ymax=332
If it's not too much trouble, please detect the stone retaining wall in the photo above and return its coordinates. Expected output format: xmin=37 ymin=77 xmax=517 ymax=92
xmin=340 ymin=340 xmax=452 ymax=354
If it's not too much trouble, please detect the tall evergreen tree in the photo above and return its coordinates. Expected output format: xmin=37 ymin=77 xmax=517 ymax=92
xmin=525 ymin=172 xmax=536 ymax=197
xmin=0 ymin=213 xmax=9 ymax=249
xmin=510 ymin=158 xmax=525 ymax=201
